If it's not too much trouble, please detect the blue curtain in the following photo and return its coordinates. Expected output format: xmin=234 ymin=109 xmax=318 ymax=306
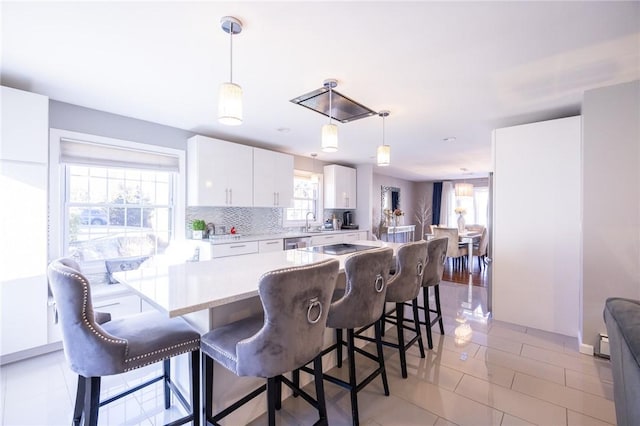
xmin=432 ymin=182 xmax=442 ymax=225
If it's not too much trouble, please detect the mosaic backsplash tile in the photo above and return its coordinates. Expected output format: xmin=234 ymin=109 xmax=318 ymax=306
xmin=186 ymin=206 xmax=286 ymax=237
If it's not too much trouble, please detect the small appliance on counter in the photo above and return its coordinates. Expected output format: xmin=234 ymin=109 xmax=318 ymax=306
xmin=341 ymin=211 xmax=359 ymax=230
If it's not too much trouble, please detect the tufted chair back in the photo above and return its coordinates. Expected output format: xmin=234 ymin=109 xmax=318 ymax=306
xmin=47 ymin=258 xmax=128 ymax=377
xmin=328 ymin=247 xmax=394 ymax=330
xmin=386 ymin=241 xmax=428 ymax=303
xmin=236 ymin=259 xmax=339 ymax=378
xmin=423 ymin=237 xmax=448 ymax=287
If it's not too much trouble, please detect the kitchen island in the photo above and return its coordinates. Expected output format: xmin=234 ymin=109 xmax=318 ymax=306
xmin=113 ymin=240 xmax=403 ymax=424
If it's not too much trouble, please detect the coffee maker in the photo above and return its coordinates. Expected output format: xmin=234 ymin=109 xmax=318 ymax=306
xmin=341 ymin=211 xmax=358 ymax=229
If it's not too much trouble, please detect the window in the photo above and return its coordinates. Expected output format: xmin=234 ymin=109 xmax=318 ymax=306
xmin=285 ymin=171 xmax=322 ymax=226
xmin=447 ymin=185 xmax=489 ymax=228
xmin=49 ymin=129 xmax=185 ymax=270
xmin=65 ymin=165 xmax=174 ymax=262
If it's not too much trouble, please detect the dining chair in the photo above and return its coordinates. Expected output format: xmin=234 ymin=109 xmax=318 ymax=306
xmin=433 ymin=227 xmax=468 ymax=270
xmin=472 ymin=227 xmax=489 ymax=270
xmin=47 ymin=258 xmax=201 ymax=426
xmin=200 ymin=259 xmax=339 ymax=426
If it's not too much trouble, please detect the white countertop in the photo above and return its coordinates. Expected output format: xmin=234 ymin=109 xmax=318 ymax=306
xmin=113 ymin=240 xmax=400 ymax=317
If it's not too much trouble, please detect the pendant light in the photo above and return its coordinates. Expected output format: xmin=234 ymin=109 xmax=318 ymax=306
xmin=377 ymin=110 xmax=391 ymax=167
xmin=321 ymin=79 xmax=338 ymax=152
xmin=218 ymin=16 xmax=243 ymax=126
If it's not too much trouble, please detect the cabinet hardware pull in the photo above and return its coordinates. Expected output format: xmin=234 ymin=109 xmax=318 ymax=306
xmin=230 ymin=245 xmax=246 ymax=249
xmin=266 ymin=241 xmax=278 ymax=245
xmin=95 ymin=302 xmax=120 ymax=309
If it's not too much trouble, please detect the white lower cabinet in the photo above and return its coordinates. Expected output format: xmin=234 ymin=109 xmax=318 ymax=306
xmin=309 ymin=234 xmax=342 ymax=246
xmin=342 ymin=232 xmax=359 ymax=243
xmin=358 ymin=231 xmax=369 ymax=240
xmin=259 ymin=239 xmax=283 ymax=253
xmin=211 ymin=241 xmax=259 ymax=258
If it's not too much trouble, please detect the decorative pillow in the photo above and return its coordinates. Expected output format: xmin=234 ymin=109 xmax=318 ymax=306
xmin=104 ymin=256 xmax=149 ymax=284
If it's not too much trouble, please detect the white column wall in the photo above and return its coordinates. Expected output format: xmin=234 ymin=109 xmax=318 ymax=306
xmin=492 ymin=116 xmax=581 ymax=337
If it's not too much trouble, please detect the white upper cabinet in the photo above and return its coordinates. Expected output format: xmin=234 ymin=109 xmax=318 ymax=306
xmin=253 ymin=147 xmax=293 ymax=208
xmin=324 ymin=164 xmax=357 ymax=209
xmin=0 ymin=86 xmax=49 ymax=163
xmin=187 ymin=135 xmax=253 ymax=207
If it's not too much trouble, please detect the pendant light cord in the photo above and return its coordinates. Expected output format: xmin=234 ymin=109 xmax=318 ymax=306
xmin=382 ymin=114 xmax=386 ymax=146
xmin=229 ymin=23 xmax=234 ymax=82
xmin=328 ymin=86 xmax=333 ymax=125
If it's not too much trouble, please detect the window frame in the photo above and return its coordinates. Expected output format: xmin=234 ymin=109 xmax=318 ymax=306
xmin=283 ymin=170 xmax=323 ymax=228
xmin=49 ymin=128 xmax=186 ymax=273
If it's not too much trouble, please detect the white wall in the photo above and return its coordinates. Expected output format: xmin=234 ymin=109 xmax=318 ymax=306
xmin=492 ymin=116 xmax=582 ymax=337
xmin=582 ymin=80 xmax=640 ymax=350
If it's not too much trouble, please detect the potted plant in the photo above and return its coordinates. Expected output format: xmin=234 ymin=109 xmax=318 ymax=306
xmin=191 ymin=219 xmax=206 ymax=239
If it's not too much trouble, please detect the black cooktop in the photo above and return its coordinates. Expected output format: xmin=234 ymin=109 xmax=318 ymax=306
xmin=299 ymin=243 xmax=376 ymax=255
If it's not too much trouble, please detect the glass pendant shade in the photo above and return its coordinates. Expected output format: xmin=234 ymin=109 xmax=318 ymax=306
xmin=377 ymin=144 xmax=391 ymax=166
xmin=321 ymin=123 xmax=338 ymax=152
xmin=455 ymin=182 xmax=474 ymax=197
xmin=218 ymin=82 xmax=243 ymax=126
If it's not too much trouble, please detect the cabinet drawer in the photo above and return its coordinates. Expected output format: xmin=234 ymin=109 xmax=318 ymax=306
xmin=342 ymin=233 xmax=358 ymax=243
xmin=310 ymin=234 xmax=342 ymax=246
xmin=259 ymin=239 xmax=283 ymax=253
xmin=211 ymin=241 xmax=259 ymax=258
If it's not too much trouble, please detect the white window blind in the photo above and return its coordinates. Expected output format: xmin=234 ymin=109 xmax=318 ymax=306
xmin=59 ymin=138 xmax=180 ymax=171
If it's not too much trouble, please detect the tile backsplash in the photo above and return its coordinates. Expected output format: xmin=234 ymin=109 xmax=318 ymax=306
xmin=186 ymin=207 xmax=286 ymax=236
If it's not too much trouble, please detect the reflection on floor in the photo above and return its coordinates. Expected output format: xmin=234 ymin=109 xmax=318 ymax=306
xmin=1 ymin=280 xmax=615 ymax=426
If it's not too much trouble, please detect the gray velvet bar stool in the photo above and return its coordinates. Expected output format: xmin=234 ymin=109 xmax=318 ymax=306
xmin=200 ymin=259 xmax=339 ymax=426
xmin=361 ymin=240 xmax=428 ymax=378
xmin=417 ymin=237 xmax=448 ymax=349
xmin=47 ymin=258 xmax=201 ymax=426
xmin=297 ymin=247 xmax=394 ymax=426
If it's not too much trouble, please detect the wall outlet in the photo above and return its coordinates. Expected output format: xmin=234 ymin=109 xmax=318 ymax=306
xmin=598 ymin=333 xmax=610 ymax=358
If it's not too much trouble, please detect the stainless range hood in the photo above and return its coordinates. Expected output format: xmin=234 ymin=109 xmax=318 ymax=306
xmin=290 ymin=86 xmax=377 ymax=123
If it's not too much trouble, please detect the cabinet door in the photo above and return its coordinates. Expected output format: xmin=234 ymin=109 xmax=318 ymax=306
xmin=224 ymin=142 xmax=253 ymax=206
xmin=324 ymin=165 xmax=357 ymax=209
xmin=0 ymin=86 xmax=49 ymax=164
xmin=342 ymin=233 xmax=358 ymax=243
xmin=188 ymin=136 xmax=253 ymax=206
xmin=253 ymin=148 xmax=293 ymax=207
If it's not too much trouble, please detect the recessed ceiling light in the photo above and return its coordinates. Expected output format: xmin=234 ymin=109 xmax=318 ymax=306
xmin=277 ymin=127 xmax=291 ymax=133
xmin=443 ymin=137 xmax=457 ymax=143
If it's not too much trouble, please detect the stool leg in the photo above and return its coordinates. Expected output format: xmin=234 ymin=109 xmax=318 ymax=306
xmin=267 ymin=377 xmax=277 ymax=426
xmin=163 ymin=359 xmax=171 ymax=409
xmin=374 ymin=320 xmax=390 ymax=396
xmin=292 ymin=369 xmax=300 ymax=397
xmin=347 ymin=329 xmax=359 ymax=426
xmin=435 ymin=285 xmax=444 ymax=334
xmin=423 ymin=288 xmax=434 ymax=350
xmin=396 ymin=303 xmax=408 ymax=378
xmin=412 ymin=298 xmax=425 ymax=358
xmin=84 ymin=376 xmax=100 ymax=426
xmin=313 ymin=356 xmax=328 ymax=425
xmin=275 ymin=375 xmax=282 ymax=410
xmin=203 ymin=353 xmax=214 ymax=422
xmin=190 ymin=350 xmax=200 ymax=426
xmin=73 ymin=376 xmax=85 ymax=426
xmin=336 ymin=328 xmax=343 ymax=368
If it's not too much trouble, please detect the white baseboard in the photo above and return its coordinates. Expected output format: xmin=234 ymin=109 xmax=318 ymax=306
xmin=0 ymin=341 xmax=62 ymax=366
xmin=579 ymin=343 xmax=594 ymax=355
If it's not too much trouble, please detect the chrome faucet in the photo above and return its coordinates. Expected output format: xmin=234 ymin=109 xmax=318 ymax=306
xmin=305 ymin=211 xmax=315 ymax=232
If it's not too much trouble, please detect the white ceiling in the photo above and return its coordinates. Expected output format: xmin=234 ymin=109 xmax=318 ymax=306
xmin=2 ymin=1 xmax=639 ymax=181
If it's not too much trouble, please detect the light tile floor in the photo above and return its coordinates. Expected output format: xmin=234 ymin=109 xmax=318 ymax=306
xmin=0 ymin=279 xmax=615 ymax=426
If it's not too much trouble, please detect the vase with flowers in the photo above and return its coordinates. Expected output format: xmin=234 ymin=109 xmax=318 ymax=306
xmin=393 ymin=208 xmax=404 ymax=227
xmin=454 ymin=207 xmax=466 ymax=233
